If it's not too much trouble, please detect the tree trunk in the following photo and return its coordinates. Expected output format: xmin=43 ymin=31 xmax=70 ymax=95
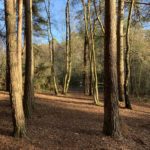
xmin=89 ymin=12 xmax=100 ymax=105
xmin=51 ymin=38 xmax=59 ymax=95
xmin=87 ymin=1 xmax=93 ymax=96
xmin=5 ymin=40 xmax=10 ymax=92
xmin=24 ymin=0 xmax=34 ymax=118
xmin=17 ymin=0 xmax=23 ymax=95
xmin=5 ymin=0 xmax=26 ymax=137
xmin=93 ymin=0 xmax=105 ymax=34
xmin=103 ymin=0 xmax=121 ymax=137
xmin=81 ymin=0 xmax=100 ymax=101
xmin=81 ymin=0 xmax=92 ymax=96
xmin=88 ymin=0 xmax=100 ymax=104
xmin=63 ymin=0 xmax=72 ymax=94
xmin=89 ymin=60 xmax=93 ymax=96
xmin=124 ymin=0 xmax=134 ymax=109
xmin=117 ymin=0 xmax=125 ymax=102
xmin=83 ymin=32 xmax=90 ymax=95
xmin=44 ymin=0 xmax=59 ymax=95
xmin=90 ymin=30 xmax=100 ymax=105
xmin=5 ymin=3 xmax=10 ymax=92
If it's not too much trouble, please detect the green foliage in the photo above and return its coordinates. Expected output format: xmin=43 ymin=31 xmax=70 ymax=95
xmin=129 ymin=27 xmax=150 ymax=96
xmin=33 ymin=0 xmax=47 ymax=36
xmin=33 ymin=33 xmax=84 ymax=91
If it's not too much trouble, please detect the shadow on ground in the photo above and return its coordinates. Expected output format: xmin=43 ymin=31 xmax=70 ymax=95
xmin=0 ymin=92 xmax=149 ymax=149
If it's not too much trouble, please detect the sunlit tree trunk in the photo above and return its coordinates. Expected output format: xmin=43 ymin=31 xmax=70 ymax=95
xmin=5 ymin=0 xmax=26 ymax=137
xmin=63 ymin=0 xmax=72 ymax=94
xmin=17 ymin=0 xmax=23 ymax=94
xmin=81 ymin=0 xmax=100 ymax=104
xmin=24 ymin=0 xmax=34 ymax=118
xmin=88 ymin=5 xmax=100 ymax=105
xmin=124 ymin=0 xmax=134 ymax=109
xmin=93 ymin=0 xmax=105 ymax=34
xmin=103 ymin=0 xmax=121 ymax=137
xmin=117 ymin=0 xmax=125 ymax=102
xmin=51 ymin=39 xmax=59 ymax=95
xmin=90 ymin=26 xmax=100 ymax=105
xmin=44 ymin=0 xmax=58 ymax=95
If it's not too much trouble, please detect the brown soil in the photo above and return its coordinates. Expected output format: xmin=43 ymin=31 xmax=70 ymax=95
xmin=0 ymin=91 xmax=149 ymax=150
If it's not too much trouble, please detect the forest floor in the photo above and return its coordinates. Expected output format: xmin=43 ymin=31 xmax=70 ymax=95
xmin=0 ymin=91 xmax=149 ymax=150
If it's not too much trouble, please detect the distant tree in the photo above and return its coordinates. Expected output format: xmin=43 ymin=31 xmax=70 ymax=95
xmin=88 ymin=0 xmax=101 ymax=105
xmin=44 ymin=0 xmax=58 ymax=95
xmin=124 ymin=0 xmax=135 ymax=109
xmin=103 ymin=0 xmax=121 ymax=137
xmin=81 ymin=0 xmax=101 ymax=105
xmin=89 ymin=20 xmax=100 ymax=105
xmin=83 ymin=24 xmax=90 ymax=95
xmin=81 ymin=0 xmax=90 ymax=95
xmin=129 ymin=26 xmax=150 ymax=96
xmin=4 ymin=0 xmax=10 ymax=92
xmin=117 ymin=0 xmax=125 ymax=102
xmin=63 ymin=0 xmax=72 ymax=94
xmin=93 ymin=0 xmax=105 ymax=34
xmin=5 ymin=0 xmax=26 ymax=137
xmin=24 ymin=0 xmax=34 ymax=118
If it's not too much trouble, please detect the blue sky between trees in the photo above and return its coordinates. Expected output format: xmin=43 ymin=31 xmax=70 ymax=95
xmin=0 ymin=0 xmax=149 ymax=44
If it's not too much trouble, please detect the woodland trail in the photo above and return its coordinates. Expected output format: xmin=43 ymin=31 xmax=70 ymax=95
xmin=0 ymin=92 xmax=149 ymax=150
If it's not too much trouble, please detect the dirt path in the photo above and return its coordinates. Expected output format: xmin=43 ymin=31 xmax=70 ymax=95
xmin=0 ymin=92 xmax=149 ymax=149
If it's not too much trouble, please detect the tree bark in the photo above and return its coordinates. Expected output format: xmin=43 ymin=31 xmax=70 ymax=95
xmin=5 ymin=0 xmax=26 ymax=137
xmin=44 ymin=0 xmax=59 ymax=95
xmin=81 ymin=0 xmax=93 ymax=96
xmin=51 ymin=38 xmax=59 ymax=95
xmin=63 ymin=0 xmax=72 ymax=94
xmin=81 ymin=0 xmax=100 ymax=104
xmin=5 ymin=2 xmax=10 ymax=92
xmin=87 ymin=0 xmax=93 ymax=96
xmin=103 ymin=0 xmax=121 ymax=137
xmin=83 ymin=31 xmax=90 ymax=95
xmin=17 ymin=0 xmax=23 ymax=95
xmin=117 ymin=0 xmax=125 ymax=102
xmin=82 ymin=0 xmax=90 ymax=95
xmin=90 ymin=26 xmax=100 ymax=105
xmin=89 ymin=7 xmax=100 ymax=105
xmin=24 ymin=0 xmax=34 ymax=118
xmin=124 ymin=0 xmax=134 ymax=109
xmin=93 ymin=0 xmax=105 ymax=34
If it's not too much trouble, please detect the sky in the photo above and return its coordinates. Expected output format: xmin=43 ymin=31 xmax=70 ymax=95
xmin=44 ymin=0 xmax=67 ymax=42
xmin=34 ymin=0 xmax=150 ymax=44
xmin=35 ymin=0 xmax=81 ymax=44
xmin=0 ymin=0 xmax=149 ymax=44
xmin=35 ymin=0 xmax=150 ymax=44
xmin=0 ymin=0 xmax=77 ymax=44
